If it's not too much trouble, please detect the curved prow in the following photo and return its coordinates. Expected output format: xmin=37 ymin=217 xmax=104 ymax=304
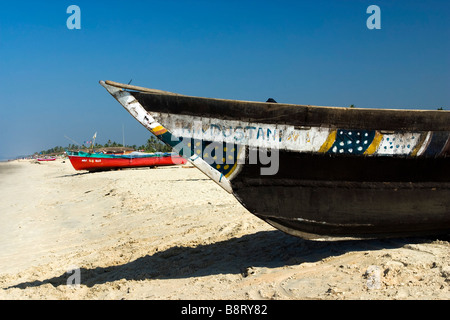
xmin=99 ymin=80 xmax=233 ymax=193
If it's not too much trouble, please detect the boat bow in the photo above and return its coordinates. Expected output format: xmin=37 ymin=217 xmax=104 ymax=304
xmin=100 ymin=80 xmax=233 ymax=193
xmin=100 ymin=80 xmax=450 ymax=239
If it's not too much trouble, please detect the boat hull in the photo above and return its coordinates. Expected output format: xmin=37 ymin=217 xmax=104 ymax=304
xmin=100 ymin=80 xmax=450 ymax=239
xmin=231 ymin=152 xmax=450 ymax=238
xmin=67 ymin=153 xmax=187 ymax=171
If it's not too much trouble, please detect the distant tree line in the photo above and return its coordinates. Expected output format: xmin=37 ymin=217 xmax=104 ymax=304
xmin=35 ymin=136 xmax=172 ymax=155
xmin=140 ymin=136 xmax=172 ymax=153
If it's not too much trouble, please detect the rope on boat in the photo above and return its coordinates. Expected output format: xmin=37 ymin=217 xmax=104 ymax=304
xmin=103 ymin=80 xmax=180 ymax=96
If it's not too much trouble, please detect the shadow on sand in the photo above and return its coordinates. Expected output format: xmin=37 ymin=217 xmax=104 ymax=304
xmin=57 ymin=171 xmax=92 ymax=178
xmin=7 ymin=230 xmax=445 ymax=290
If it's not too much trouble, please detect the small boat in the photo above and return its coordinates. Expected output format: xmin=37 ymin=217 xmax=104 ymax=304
xmin=100 ymin=80 xmax=450 ymax=239
xmin=67 ymin=150 xmax=187 ymax=172
xmin=37 ymin=157 xmax=57 ymax=161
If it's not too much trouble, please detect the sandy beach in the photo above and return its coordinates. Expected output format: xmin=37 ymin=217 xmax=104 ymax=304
xmin=0 ymin=159 xmax=448 ymax=300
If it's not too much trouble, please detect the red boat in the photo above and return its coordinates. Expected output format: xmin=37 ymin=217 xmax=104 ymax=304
xmin=67 ymin=151 xmax=187 ymax=171
xmin=37 ymin=157 xmax=57 ymax=161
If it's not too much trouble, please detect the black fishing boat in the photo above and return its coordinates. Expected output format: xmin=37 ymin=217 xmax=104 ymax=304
xmin=100 ymin=80 xmax=450 ymax=239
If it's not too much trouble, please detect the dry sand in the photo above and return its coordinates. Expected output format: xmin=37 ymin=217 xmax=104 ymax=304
xmin=0 ymin=159 xmax=449 ymax=300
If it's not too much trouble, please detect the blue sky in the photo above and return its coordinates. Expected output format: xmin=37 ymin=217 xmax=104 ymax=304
xmin=0 ymin=0 xmax=449 ymax=159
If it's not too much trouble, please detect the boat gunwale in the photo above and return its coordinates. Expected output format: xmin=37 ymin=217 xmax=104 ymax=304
xmin=104 ymin=80 xmax=449 ymax=113
xmin=103 ymin=80 xmax=450 ymax=132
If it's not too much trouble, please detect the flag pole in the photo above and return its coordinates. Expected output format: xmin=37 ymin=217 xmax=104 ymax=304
xmin=122 ymin=124 xmax=125 ymax=147
xmin=91 ymin=132 xmax=97 ymax=151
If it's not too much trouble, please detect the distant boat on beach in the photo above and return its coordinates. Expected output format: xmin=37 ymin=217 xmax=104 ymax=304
xmin=36 ymin=157 xmax=57 ymax=161
xmin=66 ymin=150 xmax=187 ymax=172
xmin=100 ymin=80 xmax=450 ymax=240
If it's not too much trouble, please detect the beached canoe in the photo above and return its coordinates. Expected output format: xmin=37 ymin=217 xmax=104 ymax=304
xmin=67 ymin=150 xmax=187 ymax=172
xmin=37 ymin=157 xmax=56 ymax=161
xmin=100 ymin=80 xmax=450 ymax=239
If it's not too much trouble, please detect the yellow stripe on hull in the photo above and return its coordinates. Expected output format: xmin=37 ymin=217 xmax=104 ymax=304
xmin=318 ymin=130 xmax=337 ymax=153
xmin=363 ymin=131 xmax=384 ymax=155
xmin=151 ymin=125 xmax=167 ymax=136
